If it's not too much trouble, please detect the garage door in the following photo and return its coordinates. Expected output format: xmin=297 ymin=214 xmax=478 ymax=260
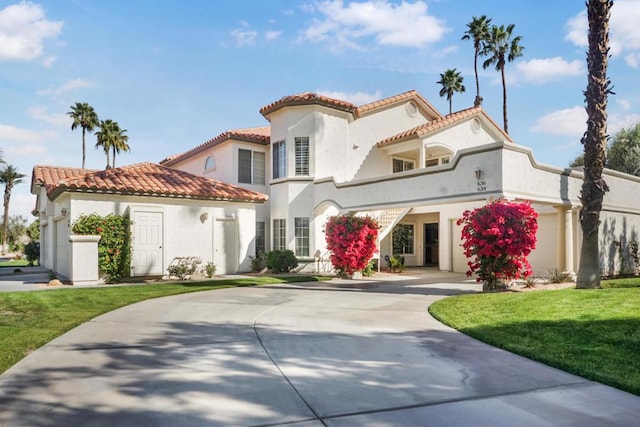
xmin=527 ymin=213 xmax=558 ymax=276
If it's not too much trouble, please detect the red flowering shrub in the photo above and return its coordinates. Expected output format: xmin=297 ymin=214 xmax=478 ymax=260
xmin=325 ymin=214 xmax=379 ymax=276
xmin=457 ymin=199 xmax=538 ymax=290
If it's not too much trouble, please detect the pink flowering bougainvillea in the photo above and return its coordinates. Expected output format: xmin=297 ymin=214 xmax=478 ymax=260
xmin=325 ymin=214 xmax=379 ymax=276
xmin=457 ymin=199 xmax=538 ymax=290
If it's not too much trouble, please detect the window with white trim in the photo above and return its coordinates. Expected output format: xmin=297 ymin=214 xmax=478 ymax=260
xmin=392 ymin=224 xmax=414 ymax=255
xmin=295 ymin=217 xmax=309 ymax=257
xmin=295 ymin=137 xmax=309 ymax=176
xmin=393 ymin=158 xmax=414 ymax=173
xmin=273 ymin=140 xmax=286 ymax=179
xmin=273 ymin=219 xmax=286 ymax=251
xmin=238 ymin=149 xmax=265 ymax=184
xmin=204 ymin=155 xmax=216 ymax=171
xmin=256 ymin=221 xmax=266 ymax=255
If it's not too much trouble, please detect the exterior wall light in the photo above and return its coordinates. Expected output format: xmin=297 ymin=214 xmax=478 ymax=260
xmin=61 ymin=208 xmax=68 ymax=217
xmin=200 ymin=212 xmax=209 ymax=223
xmin=475 ymin=167 xmax=483 ymax=180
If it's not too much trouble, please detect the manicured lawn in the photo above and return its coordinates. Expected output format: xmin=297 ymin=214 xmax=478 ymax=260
xmin=0 ymin=259 xmax=32 ymax=268
xmin=429 ymin=280 xmax=640 ymax=395
xmin=0 ymin=275 xmax=329 ymax=375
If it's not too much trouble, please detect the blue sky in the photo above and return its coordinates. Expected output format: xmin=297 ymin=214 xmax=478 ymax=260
xmin=2 ymin=0 xmax=640 ymax=221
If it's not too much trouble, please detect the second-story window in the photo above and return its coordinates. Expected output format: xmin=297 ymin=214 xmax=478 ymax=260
xmin=295 ymin=137 xmax=309 ymax=176
xmin=393 ymin=158 xmax=414 ymax=173
xmin=238 ymin=149 xmax=265 ymax=184
xmin=273 ymin=140 xmax=286 ymax=179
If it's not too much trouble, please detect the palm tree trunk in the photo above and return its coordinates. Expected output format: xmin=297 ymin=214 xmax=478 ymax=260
xmin=501 ymin=65 xmax=508 ymax=134
xmin=449 ymin=97 xmax=452 ymax=114
xmin=2 ymin=188 xmax=9 ymax=253
xmin=576 ymin=0 xmax=612 ymax=289
xmin=474 ymin=47 xmax=481 ymax=106
xmin=112 ymin=146 xmax=116 ymax=168
xmin=82 ymin=128 xmax=86 ymax=169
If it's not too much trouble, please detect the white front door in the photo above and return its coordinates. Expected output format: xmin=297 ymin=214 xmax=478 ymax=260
xmin=133 ymin=211 xmax=163 ymax=276
xmin=214 ymin=218 xmax=237 ymax=274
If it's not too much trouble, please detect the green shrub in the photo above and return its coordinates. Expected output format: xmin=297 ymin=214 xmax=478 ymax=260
xmin=250 ymin=251 xmax=266 ymax=272
xmin=71 ymin=213 xmax=131 ymax=283
xmin=24 ymin=242 xmax=39 ymax=266
xmin=547 ymin=268 xmax=572 ymax=283
xmin=203 ymin=262 xmax=216 ymax=278
xmin=390 ymin=255 xmax=405 ymax=272
xmin=266 ymin=250 xmax=298 ymax=274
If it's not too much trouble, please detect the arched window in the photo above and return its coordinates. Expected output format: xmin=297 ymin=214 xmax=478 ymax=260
xmin=204 ymin=155 xmax=216 ymax=171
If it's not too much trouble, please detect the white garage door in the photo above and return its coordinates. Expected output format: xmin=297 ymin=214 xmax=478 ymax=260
xmin=527 ymin=213 xmax=558 ymax=276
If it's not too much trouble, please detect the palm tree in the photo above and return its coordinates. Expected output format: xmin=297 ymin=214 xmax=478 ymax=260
xmin=480 ymin=24 xmax=524 ymax=134
xmin=462 ymin=15 xmax=492 ymax=106
xmin=68 ymin=102 xmax=99 ymax=169
xmin=96 ymin=119 xmax=129 ymax=168
xmin=0 ymin=165 xmax=26 ymax=253
xmin=576 ymin=0 xmax=613 ymax=289
xmin=111 ymin=127 xmax=130 ymax=168
xmin=437 ymin=69 xmax=466 ymax=114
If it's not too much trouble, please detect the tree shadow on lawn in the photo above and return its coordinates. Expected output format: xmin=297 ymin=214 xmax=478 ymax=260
xmin=459 ymin=317 xmax=640 ymax=396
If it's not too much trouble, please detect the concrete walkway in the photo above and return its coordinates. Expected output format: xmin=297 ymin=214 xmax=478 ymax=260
xmin=0 ymin=273 xmax=638 ymax=426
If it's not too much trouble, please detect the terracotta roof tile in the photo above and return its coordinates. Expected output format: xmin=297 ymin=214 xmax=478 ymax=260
xmin=377 ymin=107 xmax=512 ymax=147
xmin=260 ymin=92 xmax=357 ymax=118
xmin=356 ymin=90 xmax=442 ymax=118
xmin=160 ymin=126 xmax=270 ymax=166
xmin=32 ymin=163 xmax=268 ymax=203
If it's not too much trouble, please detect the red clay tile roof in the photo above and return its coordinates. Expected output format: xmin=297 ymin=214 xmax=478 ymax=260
xmin=260 ymin=92 xmax=357 ymax=118
xmin=32 ymin=163 xmax=268 ymax=203
xmin=377 ymin=107 xmax=512 ymax=147
xmin=356 ymin=90 xmax=442 ymax=119
xmin=160 ymin=126 xmax=270 ymax=166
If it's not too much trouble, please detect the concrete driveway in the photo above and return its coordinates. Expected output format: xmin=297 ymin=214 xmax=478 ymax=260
xmin=0 ymin=273 xmax=638 ymax=426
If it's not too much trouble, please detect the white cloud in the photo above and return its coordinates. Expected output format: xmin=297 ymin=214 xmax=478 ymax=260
xmin=609 ymin=112 xmax=640 ymax=134
xmin=231 ymin=22 xmax=258 ymax=46
xmin=29 ymin=106 xmax=69 ymax=127
xmin=42 ymin=55 xmax=56 ymax=67
xmin=0 ymin=123 xmax=55 ymax=143
xmin=6 ymin=142 xmax=47 ymax=155
xmin=625 ymin=52 xmax=640 ymax=68
xmin=265 ymin=30 xmax=282 ymax=40
xmin=317 ymin=89 xmax=381 ymax=105
xmin=0 ymin=2 xmax=63 ymax=61
xmin=515 ymin=57 xmax=584 ymax=84
xmin=565 ymin=1 xmax=640 ymax=64
xmin=531 ymin=106 xmax=587 ymax=136
xmin=302 ymin=0 xmax=448 ymax=50
xmin=564 ymin=11 xmax=587 ymax=47
xmin=36 ymin=78 xmax=93 ymax=96
xmin=616 ymin=98 xmax=632 ymax=110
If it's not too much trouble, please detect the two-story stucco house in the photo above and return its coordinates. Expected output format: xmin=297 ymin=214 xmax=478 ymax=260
xmin=161 ymin=89 xmax=640 ymax=277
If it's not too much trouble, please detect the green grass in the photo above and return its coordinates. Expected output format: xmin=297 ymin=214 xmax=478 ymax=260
xmin=0 ymin=259 xmax=32 ymax=268
xmin=0 ymin=275 xmax=329 ymax=374
xmin=429 ymin=279 xmax=640 ymax=395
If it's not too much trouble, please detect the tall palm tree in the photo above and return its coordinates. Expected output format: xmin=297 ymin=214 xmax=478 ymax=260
xmin=0 ymin=165 xmax=25 ymax=253
xmin=437 ymin=69 xmax=466 ymax=114
xmin=111 ymin=127 xmax=130 ymax=168
xmin=480 ymin=24 xmax=524 ymax=134
xmin=96 ymin=119 xmax=129 ymax=168
xmin=68 ymin=102 xmax=99 ymax=169
xmin=576 ymin=0 xmax=613 ymax=289
xmin=462 ymin=15 xmax=492 ymax=106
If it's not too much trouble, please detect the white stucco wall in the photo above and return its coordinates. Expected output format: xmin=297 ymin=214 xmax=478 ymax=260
xmin=38 ymin=192 xmax=260 ymax=278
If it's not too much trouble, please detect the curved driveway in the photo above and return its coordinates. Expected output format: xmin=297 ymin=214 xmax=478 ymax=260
xmin=0 ymin=274 xmax=638 ymax=426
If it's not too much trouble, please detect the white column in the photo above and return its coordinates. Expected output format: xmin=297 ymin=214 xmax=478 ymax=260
xmin=565 ymin=208 xmax=575 ymax=274
xmin=556 ymin=207 xmax=566 ymax=271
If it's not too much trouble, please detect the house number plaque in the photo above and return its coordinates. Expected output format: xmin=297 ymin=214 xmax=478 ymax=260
xmin=477 ymin=180 xmax=487 ymax=192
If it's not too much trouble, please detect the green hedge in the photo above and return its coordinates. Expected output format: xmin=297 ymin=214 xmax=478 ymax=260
xmin=71 ymin=213 xmax=131 ymax=282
